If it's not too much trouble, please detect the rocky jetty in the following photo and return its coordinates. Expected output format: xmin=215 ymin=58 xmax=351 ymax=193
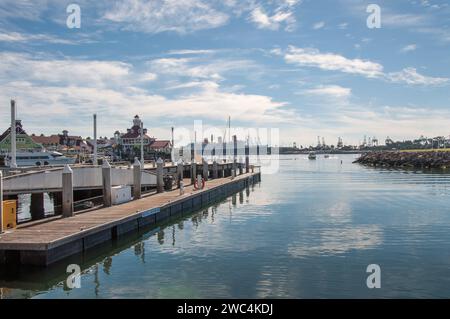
xmin=354 ymin=151 xmax=450 ymax=169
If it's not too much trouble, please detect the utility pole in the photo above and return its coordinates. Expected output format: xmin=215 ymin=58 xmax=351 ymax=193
xmin=171 ymin=126 xmax=174 ymax=162
xmin=140 ymin=121 xmax=144 ymax=165
xmin=228 ymin=116 xmax=231 ymax=144
xmin=10 ymin=100 xmax=17 ymax=168
xmin=93 ymin=114 xmax=98 ymax=165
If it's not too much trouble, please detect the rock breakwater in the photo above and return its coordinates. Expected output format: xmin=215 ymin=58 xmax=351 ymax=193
xmin=354 ymin=151 xmax=450 ymax=169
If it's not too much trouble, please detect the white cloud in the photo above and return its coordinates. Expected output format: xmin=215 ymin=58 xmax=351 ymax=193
xmin=400 ymin=44 xmax=417 ymax=53
xmin=284 ymin=46 xmax=384 ymax=78
xmin=148 ymin=57 xmax=256 ymax=81
xmin=164 ymin=81 xmax=219 ymax=91
xmin=382 ymin=13 xmax=428 ymax=28
xmin=283 ymin=46 xmax=448 ymax=87
xmin=269 ymin=48 xmax=283 ymax=56
xmin=103 ymin=0 xmax=229 ymax=34
xmin=312 ymin=21 xmax=325 ymax=30
xmin=167 ymin=49 xmax=216 ymax=55
xmin=303 ymin=85 xmax=351 ymax=98
xmin=387 ymin=67 xmax=449 ymax=86
xmin=0 ymin=52 xmax=132 ymax=88
xmin=138 ymin=72 xmax=158 ymax=82
xmin=249 ymin=6 xmax=295 ymax=31
xmin=0 ymin=51 xmax=297 ymax=138
xmin=0 ymin=30 xmax=79 ymax=45
xmin=338 ymin=22 xmax=348 ymax=30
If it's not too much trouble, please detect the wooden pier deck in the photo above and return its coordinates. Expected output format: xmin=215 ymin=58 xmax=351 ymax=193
xmin=0 ymin=172 xmax=261 ymax=266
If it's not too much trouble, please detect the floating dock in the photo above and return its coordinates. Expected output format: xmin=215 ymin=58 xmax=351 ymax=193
xmin=0 ymin=171 xmax=261 ymax=266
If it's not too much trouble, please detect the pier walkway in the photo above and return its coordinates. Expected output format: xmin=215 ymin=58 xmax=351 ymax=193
xmin=0 ymin=171 xmax=260 ymax=266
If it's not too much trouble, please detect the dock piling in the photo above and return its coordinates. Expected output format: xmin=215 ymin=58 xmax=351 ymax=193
xmin=221 ymin=164 xmax=225 ymax=178
xmin=133 ymin=158 xmax=142 ymax=200
xmin=213 ymin=160 xmax=218 ymax=179
xmin=191 ymin=161 xmax=197 ymax=184
xmin=177 ymin=159 xmax=183 ymax=188
xmin=156 ymin=158 xmax=164 ymax=193
xmin=102 ymin=159 xmax=112 ymax=207
xmin=202 ymin=159 xmax=208 ymax=181
xmin=245 ymin=155 xmax=250 ymax=173
xmin=239 ymin=157 xmax=243 ymax=175
xmin=62 ymin=165 xmax=74 ymax=218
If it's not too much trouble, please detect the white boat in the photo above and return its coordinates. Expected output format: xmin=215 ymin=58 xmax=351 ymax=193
xmin=308 ymin=151 xmax=317 ymax=160
xmin=5 ymin=151 xmax=76 ymax=167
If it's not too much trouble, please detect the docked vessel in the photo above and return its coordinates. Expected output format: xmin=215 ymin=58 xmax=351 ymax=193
xmin=5 ymin=151 xmax=76 ymax=167
xmin=308 ymin=151 xmax=317 ymax=160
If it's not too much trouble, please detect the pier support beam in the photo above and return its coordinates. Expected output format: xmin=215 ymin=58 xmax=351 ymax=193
xmin=51 ymin=192 xmax=62 ymax=215
xmin=30 ymin=193 xmax=45 ymax=220
xmin=133 ymin=158 xmax=142 ymax=200
xmin=202 ymin=159 xmax=208 ymax=181
xmin=239 ymin=157 xmax=243 ymax=175
xmin=62 ymin=165 xmax=74 ymax=218
xmin=177 ymin=159 xmax=184 ymax=188
xmin=0 ymin=170 xmax=3 ymax=233
xmin=102 ymin=159 xmax=112 ymax=207
xmin=213 ymin=160 xmax=218 ymax=179
xmin=156 ymin=158 xmax=164 ymax=193
xmin=245 ymin=155 xmax=250 ymax=174
xmin=191 ymin=162 xmax=197 ymax=184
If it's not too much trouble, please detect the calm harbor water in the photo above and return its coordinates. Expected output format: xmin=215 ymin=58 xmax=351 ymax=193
xmin=2 ymin=154 xmax=450 ymax=298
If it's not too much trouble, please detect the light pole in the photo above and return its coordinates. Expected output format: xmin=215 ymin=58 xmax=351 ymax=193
xmin=93 ymin=114 xmax=98 ymax=165
xmin=140 ymin=121 xmax=144 ymax=165
xmin=10 ymin=100 xmax=17 ymax=168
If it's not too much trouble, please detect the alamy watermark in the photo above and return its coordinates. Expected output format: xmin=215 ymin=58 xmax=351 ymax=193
xmin=366 ymin=264 xmax=381 ymax=289
xmin=66 ymin=264 xmax=81 ymax=289
xmin=66 ymin=4 xmax=81 ymax=29
xmin=171 ymin=121 xmax=280 ymax=175
xmin=366 ymin=4 xmax=381 ymax=29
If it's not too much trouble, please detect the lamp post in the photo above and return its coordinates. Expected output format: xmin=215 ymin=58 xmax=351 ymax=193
xmin=93 ymin=114 xmax=98 ymax=165
xmin=140 ymin=121 xmax=144 ymax=165
xmin=10 ymin=100 xmax=17 ymax=168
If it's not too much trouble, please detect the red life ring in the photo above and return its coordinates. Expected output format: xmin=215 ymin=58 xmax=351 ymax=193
xmin=194 ymin=178 xmax=206 ymax=190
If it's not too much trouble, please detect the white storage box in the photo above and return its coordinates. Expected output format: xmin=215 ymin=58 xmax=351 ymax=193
xmin=111 ymin=185 xmax=132 ymax=205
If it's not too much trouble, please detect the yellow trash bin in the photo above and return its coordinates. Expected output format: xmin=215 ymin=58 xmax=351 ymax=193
xmin=2 ymin=200 xmax=17 ymax=231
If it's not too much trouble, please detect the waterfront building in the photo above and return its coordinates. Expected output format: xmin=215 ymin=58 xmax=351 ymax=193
xmin=149 ymin=140 xmax=172 ymax=155
xmin=31 ymin=130 xmax=92 ymax=155
xmin=0 ymin=120 xmax=43 ymax=154
xmin=114 ymin=115 xmax=154 ymax=160
xmin=114 ymin=115 xmax=172 ymax=160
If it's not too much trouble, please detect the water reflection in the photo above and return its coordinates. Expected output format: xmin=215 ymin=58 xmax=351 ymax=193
xmin=2 ymin=154 xmax=450 ymax=298
xmin=287 ymin=225 xmax=383 ymax=258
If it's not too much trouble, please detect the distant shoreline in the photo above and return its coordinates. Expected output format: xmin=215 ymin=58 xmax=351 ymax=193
xmin=353 ymin=150 xmax=450 ymax=169
xmin=278 ymin=150 xmax=365 ymax=155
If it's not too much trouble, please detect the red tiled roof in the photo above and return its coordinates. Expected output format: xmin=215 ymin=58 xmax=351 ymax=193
xmin=150 ymin=140 xmax=171 ymax=148
xmin=31 ymin=135 xmax=60 ymax=145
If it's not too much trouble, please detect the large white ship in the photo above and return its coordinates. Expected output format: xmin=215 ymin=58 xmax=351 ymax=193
xmin=5 ymin=151 xmax=76 ymax=167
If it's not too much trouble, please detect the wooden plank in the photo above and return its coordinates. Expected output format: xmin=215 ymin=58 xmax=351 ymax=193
xmin=0 ymin=173 xmax=258 ymax=253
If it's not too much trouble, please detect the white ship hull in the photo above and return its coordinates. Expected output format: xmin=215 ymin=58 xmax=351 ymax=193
xmin=5 ymin=151 xmax=76 ymax=167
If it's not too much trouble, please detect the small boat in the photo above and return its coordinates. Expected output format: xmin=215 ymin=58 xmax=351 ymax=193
xmin=308 ymin=151 xmax=317 ymax=160
xmin=5 ymin=151 xmax=76 ymax=167
xmin=324 ymin=154 xmax=330 ymax=159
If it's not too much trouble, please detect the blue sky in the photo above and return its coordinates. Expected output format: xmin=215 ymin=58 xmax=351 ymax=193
xmin=0 ymin=0 xmax=449 ymax=146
